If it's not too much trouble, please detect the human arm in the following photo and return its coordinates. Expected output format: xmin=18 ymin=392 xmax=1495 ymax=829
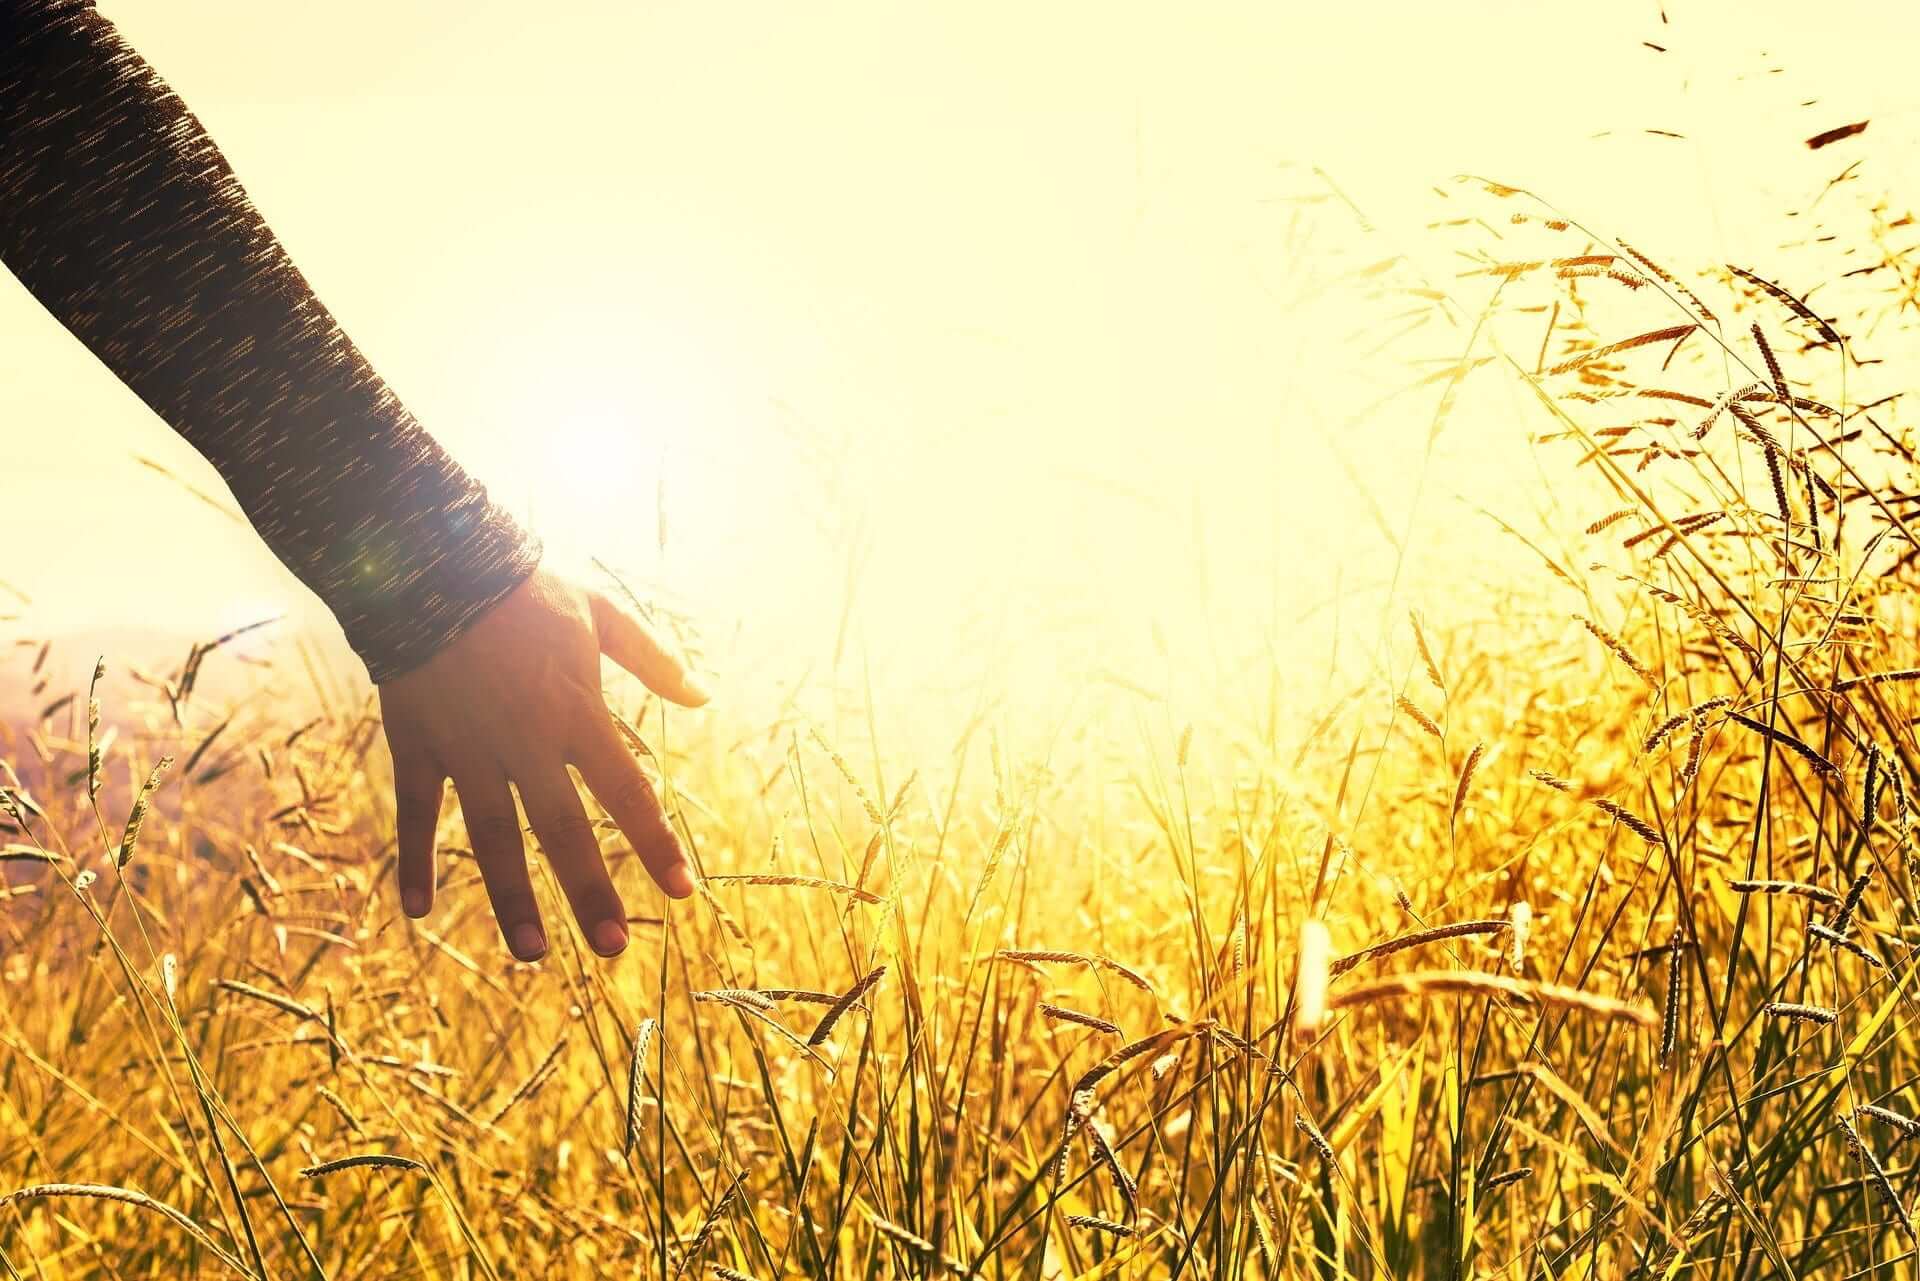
xmin=0 ymin=0 xmax=703 ymax=958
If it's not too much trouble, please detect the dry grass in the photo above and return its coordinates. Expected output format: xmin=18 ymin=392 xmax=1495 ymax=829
xmin=10 ymin=175 xmax=1920 ymax=1279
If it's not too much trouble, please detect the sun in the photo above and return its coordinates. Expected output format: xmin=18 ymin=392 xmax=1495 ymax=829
xmin=509 ymin=408 xmax=668 ymax=571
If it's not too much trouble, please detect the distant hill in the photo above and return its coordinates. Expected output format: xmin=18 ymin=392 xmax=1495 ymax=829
xmin=0 ymin=615 xmax=357 ymax=731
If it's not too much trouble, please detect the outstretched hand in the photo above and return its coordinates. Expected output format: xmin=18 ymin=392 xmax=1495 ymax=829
xmin=377 ymin=567 xmax=708 ymax=961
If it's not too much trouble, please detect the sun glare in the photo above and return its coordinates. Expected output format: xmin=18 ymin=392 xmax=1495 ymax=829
xmin=520 ymin=409 xmax=666 ymax=568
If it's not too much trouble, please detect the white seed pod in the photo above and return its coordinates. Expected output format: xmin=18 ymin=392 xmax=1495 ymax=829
xmin=1293 ymin=918 xmax=1331 ymax=1045
xmin=1508 ymin=901 xmax=1532 ymax=970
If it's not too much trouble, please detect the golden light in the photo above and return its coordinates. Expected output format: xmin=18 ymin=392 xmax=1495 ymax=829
xmin=4 ymin=0 xmax=1917 ymax=730
xmin=516 ymin=407 xmax=666 ymax=569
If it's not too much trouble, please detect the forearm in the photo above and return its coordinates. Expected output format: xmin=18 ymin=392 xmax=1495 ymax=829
xmin=0 ymin=0 xmax=539 ymax=682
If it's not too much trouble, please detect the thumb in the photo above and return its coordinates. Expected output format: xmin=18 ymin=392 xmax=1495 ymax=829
xmin=588 ymin=588 xmax=711 ymax=707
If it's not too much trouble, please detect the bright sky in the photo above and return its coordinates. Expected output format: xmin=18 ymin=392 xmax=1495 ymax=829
xmin=4 ymin=0 xmax=1919 ymax=714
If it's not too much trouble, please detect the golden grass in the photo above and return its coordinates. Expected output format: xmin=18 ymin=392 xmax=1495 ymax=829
xmin=11 ymin=176 xmax=1920 ymax=1279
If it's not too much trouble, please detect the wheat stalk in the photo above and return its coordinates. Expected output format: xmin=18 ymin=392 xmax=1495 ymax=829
xmin=1830 ymin=869 xmax=1873 ymax=935
xmin=300 ymin=1153 xmax=427 ymax=1177
xmin=1296 ymin=1114 xmax=1336 ymax=1165
xmin=1330 ymin=919 xmax=1509 ymax=978
xmin=1483 ymin=1166 xmax=1531 ymax=1192
xmin=1396 ymin=695 xmax=1443 ymax=739
xmin=1576 ymin=616 xmax=1657 ymax=688
xmin=1331 ymin=971 xmax=1656 ymax=1026
xmin=1659 ymin=938 xmax=1684 ymax=1069
xmin=1762 ymin=1002 xmax=1838 ymax=1026
xmin=0 ymin=1183 xmax=252 ymax=1276
xmin=705 ymin=873 xmax=883 ymax=904
xmin=623 ymin=1018 xmax=656 ymax=1154
xmin=1839 ymin=1115 xmax=1914 ymax=1239
xmin=1727 ymin=879 xmax=1840 ymax=905
xmin=1860 ymin=1104 xmax=1920 ymax=1140
xmin=116 ymin=754 xmax=173 ymax=869
xmin=1590 ymin=798 xmax=1662 ymax=845
xmin=808 ymin=966 xmax=887 ymax=1046
xmin=1040 ymin=1003 xmax=1122 ymax=1035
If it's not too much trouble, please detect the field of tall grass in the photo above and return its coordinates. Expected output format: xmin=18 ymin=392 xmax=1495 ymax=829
xmin=9 ymin=175 xmax=1920 ymax=1278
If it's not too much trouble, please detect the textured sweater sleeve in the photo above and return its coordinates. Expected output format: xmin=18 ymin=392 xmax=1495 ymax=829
xmin=0 ymin=0 xmax=541 ymax=683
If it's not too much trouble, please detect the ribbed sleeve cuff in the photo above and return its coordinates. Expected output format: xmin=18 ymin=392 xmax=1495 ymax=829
xmin=322 ymin=497 xmax=543 ymax=684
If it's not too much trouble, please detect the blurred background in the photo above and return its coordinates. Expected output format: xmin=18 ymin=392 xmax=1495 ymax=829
xmin=3 ymin=0 xmax=1916 ymax=740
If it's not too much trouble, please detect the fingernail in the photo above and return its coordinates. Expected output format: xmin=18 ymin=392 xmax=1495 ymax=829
xmin=401 ymin=888 xmax=428 ymax=918
xmin=680 ymin=672 xmax=713 ymax=704
xmin=662 ymin=862 xmax=697 ymax=899
xmin=591 ymin=919 xmax=628 ymax=956
xmin=510 ymin=922 xmax=547 ymax=961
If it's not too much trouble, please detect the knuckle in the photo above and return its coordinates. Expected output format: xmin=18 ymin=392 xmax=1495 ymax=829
xmin=536 ymin=812 xmax=598 ymax=852
xmin=604 ymin=769 xmax=660 ymax=817
xmin=465 ymin=812 xmax=524 ymax=849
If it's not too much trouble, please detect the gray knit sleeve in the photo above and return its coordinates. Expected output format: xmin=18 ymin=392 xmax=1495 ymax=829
xmin=0 ymin=0 xmax=541 ymax=682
